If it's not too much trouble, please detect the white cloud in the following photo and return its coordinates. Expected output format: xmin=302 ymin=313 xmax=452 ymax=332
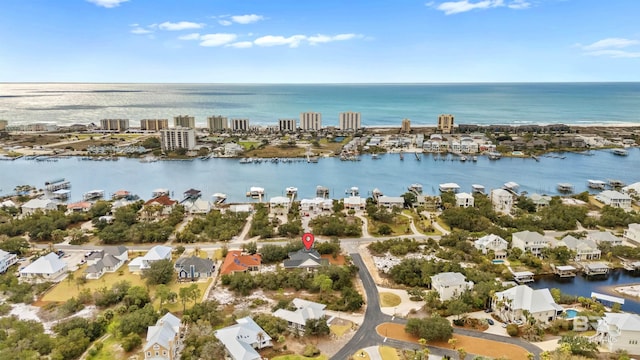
xmin=159 ymin=21 xmax=204 ymax=31
xmin=308 ymin=33 xmax=361 ymax=45
xmin=178 ymin=33 xmax=201 ymax=40
xmin=429 ymin=0 xmax=530 ymax=15
xmin=230 ymin=14 xmax=264 ymax=24
xmin=577 ymin=37 xmax=640 ymax=59
xmin=199 ymin=33 xmax=237 ymax=47
xmin=218 ymin=20 xmax=233 ymax=26
xmin=582 ymin=38 xmax=639 ymax=51
xmin=254 ymin=35 xmax=307 ymax=48
xmin=87 ymin=0 xmax=128 ymax=8
xmin=227 ymin=41 xmax=253 ymax=48
xmin=131 ymin=27 xmax=152 ymax=35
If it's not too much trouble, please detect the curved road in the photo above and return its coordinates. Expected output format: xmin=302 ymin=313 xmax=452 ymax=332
xmin=330 ymin=253 xmax=543 ymax=360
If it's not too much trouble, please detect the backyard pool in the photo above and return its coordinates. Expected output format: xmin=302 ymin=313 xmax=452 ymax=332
xmin=565 ymin=309 xmax=579 ymax=319
xmin=492 ymin=259 xmax=505 ymax=264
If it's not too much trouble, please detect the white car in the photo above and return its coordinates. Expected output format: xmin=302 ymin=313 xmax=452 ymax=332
xmin=515 ymin=320 xmax=523 ymax=325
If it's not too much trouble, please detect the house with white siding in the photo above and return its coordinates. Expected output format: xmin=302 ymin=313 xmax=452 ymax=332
xmin=593 ymin=313 xmax=640 ymax=354
xmin=215 ymin=317 xmax=272 ymax=360
xmin=595 ymin=190 xmax=632 ymax=211
xmin=455 ymin=192 xmax=474 ymax=208
xmin=492 ymin=285 xmax=563 ymax=326
xmin=431 ymin=272 xmax=473 ymax=301
xmin=623 ymin=223 xmax=640 ymax=243
xmin=273 ymin=298 xmax=326 ymax=334
xmin=491 ymin=189 xmax=513 ymax=214
xmin=511 ymin=230 xmax=550 ymax=257
xmin=474 ymin=234 xmax=508 ymax=259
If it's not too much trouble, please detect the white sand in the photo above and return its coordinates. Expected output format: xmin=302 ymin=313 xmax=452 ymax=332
xmin=615 ymin=284 xmax=640 ymax=298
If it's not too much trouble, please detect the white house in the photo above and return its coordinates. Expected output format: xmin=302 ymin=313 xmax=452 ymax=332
xmin=430 ymin=272 xmax=473 ymax=301
xmin=144 ymin=312 xmax=182 ymax=360
xmin=587 ymin=231 xmax=623 ymax=247
xmin=621 ymin=181 xmax=640 ymax=195
xmin=0 ymin=249 xmax=18 ymax=273
xmin=343 ymin=196 xmax=367 ymax=210
xmin=214 ymin=317 xmax=272 ymax=360
xmin=300 ymin=198 xmax=333 ymax=213
xmin=269 ymin=196 xmax=290 ymax=215
xmin=84 ymin=246 xmax=128 ymax=279
xmin=129 ymin=245 xmax=172 ymax=273
xmin=182 ymin=199 xmax=211 ymax=214
xmin=492 ymin=285 xmax=563 ymax=325
xmin=595 ymin=190 xmax=632 ymax=211
xmin=491 ymin=189 xmax=513 ymax=214
xmin=19 ymin=252 xmax=68 ymax=282
xmin=273 ymin=298 xmax=326 ymax=333
xmin=554 ymin=235 xmax=601 ymax=261
xmin=593 ymin=313 xmax=640 ymax=354
xmin=623 ymin=223 xmax=640 ymax=243
xmin=474 ymin=234 xmax=508 ymax=259
xmin=511 ymin=230 xmax=550 ymax=257
xmin=21 ymin=198 xmax=58 ymax=215
xmin=455 ymin=192 xmax=474 ymax=208
xmin=377 ymin=195 xmax=405 ymax=209
xmin=0 ymin=199 xmax=17 ymax=209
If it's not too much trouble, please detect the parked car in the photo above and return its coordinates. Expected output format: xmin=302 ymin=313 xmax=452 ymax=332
xmin=487 ymin=319 xmax=494 ymax=325
xmin=515 ymin=319 xmax=523 ymax=325
xmin=484 ymin=308 xmax=493 ymax=313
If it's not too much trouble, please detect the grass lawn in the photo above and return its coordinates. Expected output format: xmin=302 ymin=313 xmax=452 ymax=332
xmin=239 ymin=141 xmax=260 ymax=150
xmin=86 ymin=335 xmax=125 ymax=360
xmin=378 ymin=346 xmax=400 ymax=360
xmin=271 ymin=355 xmax=328 ymax=360
xmin=379 ymin=292 xmax=402 ymax=307
xmin=330 ymin=324 xmax=351 ymax=337
xmin=367 ymin=216 xmax=411 ymax=237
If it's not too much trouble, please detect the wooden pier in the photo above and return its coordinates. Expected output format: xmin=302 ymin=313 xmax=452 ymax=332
xmin=513 ymin=271 xmax=535 ymax=284
xmin=583 ymin=262 xmax=610 ymax=277
xmin=552 ymin=264 xmax=577 ymax=278
xmin=45 ymin=178 xmax=71 ymax=192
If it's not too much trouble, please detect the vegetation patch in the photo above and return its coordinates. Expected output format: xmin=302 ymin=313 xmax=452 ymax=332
xmin=329 ymin=324 xmax=351 ymax=337
xmin=271 ymin=355 xmax=328 ymax=360
xmin=378 ymin=346 xmax=401 ymax=360
xmin=379 ymin=292 xmax=402 ymax=307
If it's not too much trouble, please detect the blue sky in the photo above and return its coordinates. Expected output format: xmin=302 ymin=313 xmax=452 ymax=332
xmin=1 ymin=0 xmax=639 ymax=83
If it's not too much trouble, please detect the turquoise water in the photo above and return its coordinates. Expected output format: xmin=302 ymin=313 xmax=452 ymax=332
xmin=2 ymin=83 xmax=640 ymax=126
xmin=492 ymin=259 xmax=505 ymax=264
xmin=565 ymin=309 xmax=578 ymax=318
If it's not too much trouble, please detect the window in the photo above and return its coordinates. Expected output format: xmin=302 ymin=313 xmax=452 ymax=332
xmin=147 ymin=352 xmax=151 ymax=357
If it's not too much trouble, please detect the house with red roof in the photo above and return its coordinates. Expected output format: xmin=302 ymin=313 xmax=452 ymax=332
xmin=220 ymin=250 xmax=262 ymax=276
xmin=140 ymin=195 xmax=177 ymax=220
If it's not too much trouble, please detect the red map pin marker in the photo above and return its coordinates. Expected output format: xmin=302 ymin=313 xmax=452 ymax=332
xmin=302 ymin=233 xmax=315 ymax=251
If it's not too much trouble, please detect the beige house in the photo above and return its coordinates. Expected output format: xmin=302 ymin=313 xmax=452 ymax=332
xmin=431 ymin=272 xmax=473 ymax=301
xmin=623 ymin=223 xmax=640 ymax=243
xmin=491 ymin=189 xmax=513 ymax=214
xmin=511 ymin=230 xmax=549 ymax=257
xmin=492 ymin=285 xmax=563 ymax=326
xmin=593 ymin=313 xmax=640 ymax=354
xmin=144 ymin=312 xmax=182 ymax=360
xmin=555 ymin=235 xmax=601 ymax=261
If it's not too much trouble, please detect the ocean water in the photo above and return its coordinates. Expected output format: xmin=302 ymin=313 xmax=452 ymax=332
xmin=1 ymin=83 xmax=640 ymax=127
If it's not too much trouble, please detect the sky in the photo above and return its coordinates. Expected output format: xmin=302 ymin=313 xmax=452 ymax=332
xmin=1 ymin=0 xmax=639 ymax=83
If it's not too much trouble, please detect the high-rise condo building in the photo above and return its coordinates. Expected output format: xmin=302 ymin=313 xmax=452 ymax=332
xmin=401 ymin=118 xmax=411 ymax=133
xmin=140 ymin=119 xmax=168 ymax=131
xmin=231 ymin=118 xmax=249 ymax=132
xmin=174 ymin=115 xmax=196 ymax=129
xmin=339 ymin=111 xmax=361 ymax=130
xmin=100 ymin=119 xmax=129 ymax=132
xmin=160 ymin=127 xmax=196 ymax=151
xmin=300 ymin=112 xmax=322 ymax=131
xmin=438 ymin=114 xmax=455 ymax=134
xmin=278 ymin=119 xmax=297 ymax=132
xmin=207 ymin=115 xmax=229 ymax=132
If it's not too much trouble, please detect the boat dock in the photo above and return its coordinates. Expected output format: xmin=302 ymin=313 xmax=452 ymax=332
xmin=316 ymin=186 xmax=330 ymax=199
xmin=45 ymin=178 xmax=71 ymax=192
xmin=471 ymin=184 xmax=485 ymax=194
xmin=587 ymin=179 xmax=606 ymax=190
xmin=513 ymin=271 xmax=535 ymax=284
xmin=557 ymin=183 xmax=574 ymax=193
xmin=83 ymin=190 xmax=105 ymax=201
xmin=622 ymin=260 xmax=640 ymax=273
xmin=582 ymin=262 xmax=610 ymax=277
xmin=552 ymin=264 xmax=577 ymax=278
xmin=246 ymin=186 xmax=265 ymax=201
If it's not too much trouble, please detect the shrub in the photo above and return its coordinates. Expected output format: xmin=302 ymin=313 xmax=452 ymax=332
xmin=506 ymin=324 xmax=519 ymax=336
xmin=303 ymin=344 xmax=320 ymax=357
xmin=121 ymin=333 xmax=141 ymax=352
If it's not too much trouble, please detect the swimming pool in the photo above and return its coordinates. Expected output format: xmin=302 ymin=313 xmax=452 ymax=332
xmin=492 ymin=259 xmax=505 ymax=264
xmin=565 ymin=309 xmax=579 ymax=319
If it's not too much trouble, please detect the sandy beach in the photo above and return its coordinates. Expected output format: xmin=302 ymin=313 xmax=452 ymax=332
xmin=614 ymin=284 xmax=640 ymax=298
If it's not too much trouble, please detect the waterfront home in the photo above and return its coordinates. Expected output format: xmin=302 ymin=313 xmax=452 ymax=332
xmin=529 ymin=193 xmax=551 ymax=210
xmin=415 ymin=195 xmax=442 ymax=210
xmin=175 ymin=256 xmax=215 ymax=282
xmin=128 ymin=245 xmax=172 ymax=273
xmin=621 ymin=181 xmax=640 ymax=195
xmin=455 ymin=192 xmax=474 ymax=208
xmin=593 ymin=313 xmax=640 ymax=355
xmin=214 ymin=317 xmax=272 ymax=360
xmin=181 ymin=198 xmax=211 ymax=214
xmin=144 ymin=312 xmax=182 ymax=360
xmin=623 ymin=223 xmax=640 ymax=243
xmin=377 ymin=195 xmax=404 ymax=209
xmin=19 ymin=252 xmax=68 ymax=282
xmin=474 ymin=234 xmax=508 ymax=259
xmin=430 ymin=272 xmax=474 ymax=301
xmin=511 ymin=230 xmax=550 ymax=257
xmin=273 ymin=298 xmax=326 ymax=334
xmin=587 ymin=231 xmax=623 ymax=247
xmin=0 ymin=249 xmax=18 ymax=273
xmin=300 ymin=198 xmax=333 ymax=213
xmin=554 ymin=235 xmax=601 ymax=261
xmin=343 ymin=196 xmax=367 ymax=210
xmin=141 ymin=195 xmax=177 ymax=220
xmin=491 ymin=189 xmax=513 ymax=214
xmin=283 ymin=249 xmax=327 ymax=271
xmin=492 ymin=285 xmax=562 ymax=326
xmin=269 ymin=196 xmax=290 ymax=215
xmin=21 ymin=198 xmax=57 ymax=215
xmin=439 ymin=183 xmax=460 ymax=193
xmin=595 ymin=190 xmax=632 ymax=211
xmin=220 ymin=250 xmax=261 ymax=276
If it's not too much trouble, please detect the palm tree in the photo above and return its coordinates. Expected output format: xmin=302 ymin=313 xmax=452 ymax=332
xmin=457 ymin=348 xmax=467 ymax=360
xmin=448 ymin=338 xmax=457 ymax=350
xmin=256 ymin=331 xmax=266 ymax=349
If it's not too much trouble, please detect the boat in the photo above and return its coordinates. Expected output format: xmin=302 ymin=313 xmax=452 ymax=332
xmin=612 ymin=148 xmax=629 ymax=156
xmin=239 ymin=158 xmax=253 ymax=164
xmin=587 ymin=180 xmax=606 ymax=190
xmin=472 ymin=156 xmax=478 ymax=162
xmin=459 ymin=155 xmax=467 ymax=162
xmin=371 ymin=154 xmax=380 ymax=160
xmin=557 ymin=183 xmax=574 ymax=193
xmin=83 ymin=190 xmax=105 ymax=201
xmin=139 ymin=155 xmax=158 ymax=163
xmin=607 ymin=179 xmax=626 ymax=188
xmin=408 ymin=183 xmax=423 ymax=194
xmin=488 ymin=152 xmax=502 ymax=160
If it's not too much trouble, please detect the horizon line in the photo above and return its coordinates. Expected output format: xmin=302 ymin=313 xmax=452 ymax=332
xmin=3 ymin=81 xmax=640 ymax=85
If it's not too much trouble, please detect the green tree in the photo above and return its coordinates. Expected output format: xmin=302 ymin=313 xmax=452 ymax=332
xmin=558 ymin=334 xmax=599 ymax=358
xmin=405 ymin=315 xmax=453 ymax=342
xmin=142 ymin=259 xmax=174 ymax=285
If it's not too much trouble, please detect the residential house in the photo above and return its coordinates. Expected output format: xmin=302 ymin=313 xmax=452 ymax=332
xmin=529 ymin=194 xmax=551 ymax=210
xmin=182 ymin=198 xmax=211 ymax=214
xmin=0 ymin=249 xmax=18 ymax=273
xmin=128 ymin=245 xmax=172 ymax=273
xmin=511 ymin=230 xmax=550 ymax=257
xmin=0 ymin=199 xmax=17 ymax=209
xmin=21 ymin=198 xmax=58 ymax=215
xmin=175 ymin=256 xmax=215 ymax=282
xmin=555 ymin=235 xmax=601 ymax=261
xmin=19 ymin=252 xmax=68 ymax=282
xmin=624 ymin=223 xmax=640 ymax=243
xmin=376 ymin=195 xmax=405 ymax=209
xmin=491 ymin=189 xmax=513 ymax=214
xmin=300 ymin=198 xmax=333 ymax=213
xmin=593 ymin=313 xmax=640 ymax=354
xmin=273 ymin=298 xmax=326 ymax=334
xmin=455 ymin=192 xmax=474 ymax=208
xmin=214 ymin=317 xmax=272 ymax=360
xmin=415 ymin=195 xmax=441 ymax=210
xmin=141 ymin=195 xmax=177 ymax=220
xmin=621 ymin=182 xmax=640 ymax=196
xmin=144 ymin=312 xmax=182 ymax=360
xmin=595 ymin=190 xmax=632 ymax=211
xmin=283 ymin=249 xmax=328 ymax=271
xmin=430 ymin=272 xmax=473 ymax=301
xmin=587 ymin=231 xmax=623 ymax=247
xmin=474 ymin=234 xmax=508 ymax=259
xmin=343 ymin=196 xmax=367 ymax=210
xmin=269 ymin=196 xmax=290 ymax=215
xmin=492 ymin=285 xmax=563 ymax=325
xmin=66 ymin=201 xmax=92 ymax=213
xmin=84 ymin=246 xmax=128 ymax=279
xmin=219 ymin=250 xmax=261 ymax=276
